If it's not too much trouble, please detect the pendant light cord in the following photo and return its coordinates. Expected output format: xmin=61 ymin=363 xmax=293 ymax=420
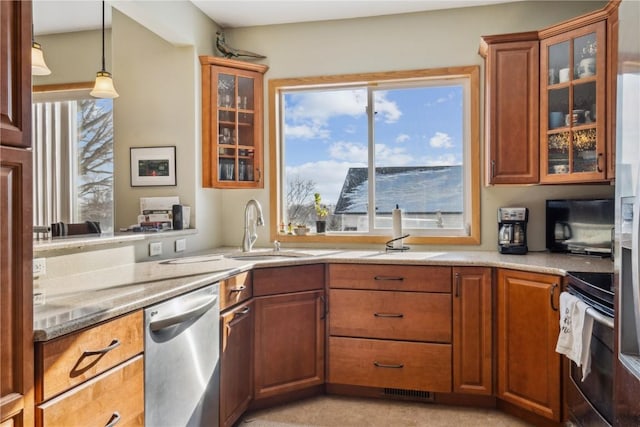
xmin=101 ymin=1 xmax=106 ymax=72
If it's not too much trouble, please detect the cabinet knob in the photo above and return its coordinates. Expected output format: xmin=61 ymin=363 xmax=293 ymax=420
xmin=550 ymin=283 xmax=559 ymax=311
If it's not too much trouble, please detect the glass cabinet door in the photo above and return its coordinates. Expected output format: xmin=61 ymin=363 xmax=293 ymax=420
xmin=216 ymin=72 xmax=257 ymax=183
xmin=542 ymin=22 xmax=604 ymax=181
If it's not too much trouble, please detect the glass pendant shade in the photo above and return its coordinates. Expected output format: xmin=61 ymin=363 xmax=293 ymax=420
xmin=91 ymin=71 xmax=119 ymax=98
xmin=91 ymin=1 xmax=119 ymax=99
xmin=31 ymin=42 xmax=51 ymax=76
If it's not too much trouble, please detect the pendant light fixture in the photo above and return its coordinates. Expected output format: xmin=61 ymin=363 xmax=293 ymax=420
xmin=90 ymin=1 xmax=119 ymax=98
xmin=32 ymin=25 xmax=51 ymax=76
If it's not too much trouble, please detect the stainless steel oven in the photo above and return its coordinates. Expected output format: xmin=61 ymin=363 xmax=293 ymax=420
xmin=565 ymin=272 xmax=614 ymax=427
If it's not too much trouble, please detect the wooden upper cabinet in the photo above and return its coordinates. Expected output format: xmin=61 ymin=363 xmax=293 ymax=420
xmin=200 ymin=56 xmax=268 ymax=188
xmin=496 ymin=268 xmax=561 ymax=422
xmin=539 ymin=21 xmax=609 ymax=183
xmin=0 ymin=0 xmax=32 ymax=149
xmin=0 ymin=2 xmax=33 ymax=426
xmin=479 ymin=32 xmax=539 ymax=185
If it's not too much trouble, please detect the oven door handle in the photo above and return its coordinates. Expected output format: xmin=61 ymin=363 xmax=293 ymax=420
xmin=586 ymin=307 xmax=614 ymax=329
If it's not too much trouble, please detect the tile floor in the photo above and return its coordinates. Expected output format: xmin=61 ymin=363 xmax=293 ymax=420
xmin=238 ymin=395 xmax=534 ymax=427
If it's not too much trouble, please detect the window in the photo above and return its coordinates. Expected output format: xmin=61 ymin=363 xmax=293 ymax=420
xmin=269 ymin=66 xmax=480 ymax=245
xmin=32 ymin=87 xmax=114 ymax=232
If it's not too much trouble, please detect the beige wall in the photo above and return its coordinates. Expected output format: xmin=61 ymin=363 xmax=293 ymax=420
xmin=222 ymin=0 xmax=613 ymax=252
xmin=32 ymin=29 xmax=107 ymax=86
xmin=33 ymin=0 xmax=615 ymax=259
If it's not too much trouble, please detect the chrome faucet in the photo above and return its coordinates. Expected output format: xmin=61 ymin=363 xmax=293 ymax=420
xmin=242 ymin=199 xmax=264 ymax=252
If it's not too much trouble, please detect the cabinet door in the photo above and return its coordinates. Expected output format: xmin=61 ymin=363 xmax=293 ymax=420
xmin=0 ymin=0 xmax=32 ymax=149
xmin=540 ymin=21 xmax=607 ymax=183
xmin=200 ymin=56 xmax=268 ymax=189
xmin=480 ymin=34 xmax=539 ymax=184
xmin=253 ymin=291 xmax=325 ymax=400
xmin=452 ymin=267 xmax=492 ymax=395
xmin=220 ymin=301 xmax=253 ymax=427
xmin=0 ymin=146 xmax=33 ymax=427
xmin=497 ymin=269 xmax=561 ymax=421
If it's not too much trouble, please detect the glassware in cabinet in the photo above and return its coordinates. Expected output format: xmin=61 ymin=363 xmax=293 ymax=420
xmin=541 ymin=21 xmax=605 ymax=182
xmin=200 ymin=56 xmax=268 ymax=188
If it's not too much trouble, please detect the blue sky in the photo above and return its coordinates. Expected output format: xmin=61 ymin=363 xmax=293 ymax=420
xmin=283 ymin=84 xmax=464 ymax=205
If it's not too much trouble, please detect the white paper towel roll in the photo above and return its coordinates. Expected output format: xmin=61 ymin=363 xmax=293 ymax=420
xmin=392 ymin=205 xmax=403 ymax=249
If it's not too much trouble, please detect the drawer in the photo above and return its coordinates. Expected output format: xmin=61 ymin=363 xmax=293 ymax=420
xmin=328 ymin=337 xmax=451 ymax=392
xmin=220 ymin=271 xmax=253 ymax=311
xmin=253 ymin=264 xmax=325 ymax=296
xmin=329 ymin=289 xmax=451 ymax=342
xmin=36 ymin=311 xmax=143 ymax=402
xmin=37 ymin=355 xmax=144 ymax=427
xmin=329 ymin=264 xmax=451 ymax=292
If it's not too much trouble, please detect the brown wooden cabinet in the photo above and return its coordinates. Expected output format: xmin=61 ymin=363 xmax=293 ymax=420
xmin=539 ymin=21 xmax=609 ymax=183
xmin=252 ymin=265 xmax=325 ymax=401
xmin=220 ymin=300 xmax=253 ymax=427
xmin=327 ymin=264 xmax=453 ymax=394
xmin=0 ymin=1 xmax=34 ymax=426
xmin=496 ymin=268 xmax=561 ymax=421
xmin=35 ymin=311 xmax=144 ymax=426
xmin=480 ymin=2 xmax=619 ymax=185
xmin=200 ymin=56 xmax=268 ymax=188
xmin=479 ymin=33 xmax=540 ymax=185
xmin=452 ymin=267 xmax=493 ymax=396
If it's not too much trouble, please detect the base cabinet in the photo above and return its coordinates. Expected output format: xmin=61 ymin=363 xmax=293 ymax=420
xmin=34 ymin=311 xmax=144 ymax=426
xmin=452 ymin=267 xmax=493 ymax=395
xmin=220 ymin=300 xmax=253 ymax=427
xmin=328 ymin=264 xmax=453 ymax=394
xmin=36 ymin=356 xmax=144 ymax=427
xmin=253 ymin=265 xmax=325 ymax=401
xmin=497 ymin=268 xmax=561 ymax=421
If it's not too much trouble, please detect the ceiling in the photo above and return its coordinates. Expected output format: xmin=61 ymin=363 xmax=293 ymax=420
xmin=33 ymin=0 xmax=519 ymax=35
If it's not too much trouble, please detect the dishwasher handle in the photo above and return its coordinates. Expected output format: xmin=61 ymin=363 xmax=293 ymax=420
xmin=149 ymin=294 xmax=218 ymax=332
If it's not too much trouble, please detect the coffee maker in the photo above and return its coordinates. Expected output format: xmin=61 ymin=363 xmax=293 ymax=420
xmin=498 ymin=207 xmax=529 ymax=254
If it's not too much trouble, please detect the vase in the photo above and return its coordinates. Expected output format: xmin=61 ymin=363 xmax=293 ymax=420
xmin=316 ymin=220 xmax=326 ymax=234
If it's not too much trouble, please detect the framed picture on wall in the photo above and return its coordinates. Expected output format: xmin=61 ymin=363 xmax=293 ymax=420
xmin=130 ymin=146 xmax=177 ymax=187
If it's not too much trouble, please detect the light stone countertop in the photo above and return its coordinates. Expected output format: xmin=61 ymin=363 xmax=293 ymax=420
xmin=33 ymin=248 xmax=613 ymax=341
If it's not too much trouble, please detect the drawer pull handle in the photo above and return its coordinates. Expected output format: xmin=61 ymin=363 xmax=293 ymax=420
xmin=83 ymin=339 xmax=121 ymax=357
xmin=374 ymin=312 xmax=404 ymax=318
xmin=230 ymin=285 xmax=247 ymax=293
xmin=374 ymin=276 xmax=404 ymax=281
xmin=105 ymin=411 xmax=121 ymax=427
xmin=374 ymin=361 xmax=404 ymax=369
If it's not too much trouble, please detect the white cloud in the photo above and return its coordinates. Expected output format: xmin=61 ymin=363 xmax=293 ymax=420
xmin=395 ymin=133 xmax=410 ymax=144
xmin=375 ymin=144 xmax=413 ymax=166
xmin=329 ymin=141 xmax=368 ymax=162
xmin=429 ymin=131 xmax=453 ymax=148
xmin=286 ymin=89 xmax=367 ymax=125
xmin=286 ymin=160 xmax=362 ymax=205
xmin=284 ymin=123 xmax=329 ymax=139
xmin=374 ymin=92 xmax=402 ymax=123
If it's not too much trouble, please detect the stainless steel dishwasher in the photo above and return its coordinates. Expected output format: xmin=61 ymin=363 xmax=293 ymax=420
xmin=144 ymin=283 xmax=220 ymax=427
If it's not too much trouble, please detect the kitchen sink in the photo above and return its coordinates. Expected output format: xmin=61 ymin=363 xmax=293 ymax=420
xmin=160 ymin=254 xmax=225 ymax=264
xmin=225 ymin=249 xmax=341 ymax=261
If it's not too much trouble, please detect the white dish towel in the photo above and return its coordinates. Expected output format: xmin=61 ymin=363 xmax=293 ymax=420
xmin=555 ymin=291 xmax=594 ymax=381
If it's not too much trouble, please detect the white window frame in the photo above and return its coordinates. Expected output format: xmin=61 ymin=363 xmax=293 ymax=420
xmin=268 ymin=66 xmax=480 ymax=246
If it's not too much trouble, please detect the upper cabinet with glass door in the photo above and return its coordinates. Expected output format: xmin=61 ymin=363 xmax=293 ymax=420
xmin=200 ymin=57 xmax=268 ymax=188
xmin=540 ymin=21 xmax=608 ymax=183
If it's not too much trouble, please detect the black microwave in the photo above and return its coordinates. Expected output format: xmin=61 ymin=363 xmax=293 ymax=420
xmin=545 ymin=198 xmax=614 ymax=255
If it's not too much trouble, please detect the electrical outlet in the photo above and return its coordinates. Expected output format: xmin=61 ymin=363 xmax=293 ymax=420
xmin=33 ymin=258 xmax=47 ymax=276
xmin=175 ymin=238 xmax=186 ymax=252
xmin=149 ymin=242 xmax=162 ymax=257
